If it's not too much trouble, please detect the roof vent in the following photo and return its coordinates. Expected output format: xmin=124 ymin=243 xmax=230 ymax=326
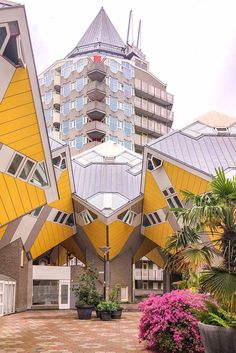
xmin=104 ymin=156 xmax=114 ymax=163
xmin=216 ymin=127 xmax=228 ymax=135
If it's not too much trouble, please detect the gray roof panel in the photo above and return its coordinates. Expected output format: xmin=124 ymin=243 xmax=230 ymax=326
xmin=49 ymin=137 xmax=66 ymax=151
xmin=72 ymin=162 xmax=141 ymax=201
xmin=150 ymin=131 xmax=236 ymax=176
xmin=68 ymin=7 xmax=126 ymax=58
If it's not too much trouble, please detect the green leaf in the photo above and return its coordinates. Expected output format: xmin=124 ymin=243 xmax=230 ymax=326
xmin=201 ymin=268 xmax=236 ymax=311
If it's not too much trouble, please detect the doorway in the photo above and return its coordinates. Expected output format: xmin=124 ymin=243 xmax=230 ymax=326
xmin=59 ymin=280 xmax=70 ymax=309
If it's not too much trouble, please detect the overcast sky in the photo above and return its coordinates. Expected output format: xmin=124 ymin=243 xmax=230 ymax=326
xmin=21 ymin=0 xmax=236 ymax=128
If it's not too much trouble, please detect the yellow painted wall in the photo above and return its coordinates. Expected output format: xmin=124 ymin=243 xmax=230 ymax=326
xmin=146 ymin=248 xmax=165 ymax=268
xmin=49 ymin=170 xmax=73 ymax=213
xmin=108 ymin=221 xmax=134 ymax=260
xmin=143 ymin=171 xmax=167 ymax=213
xmin=61 ymin=237 xmax=85 ymax=264
xmin=0 ymin=172 xmax=46 ymax=226
xmin=134 ymin=238 xmax=157 ymax=263
xmin=30 ymin=221 xmax=74 ymax=259
xmin=0 ymin=68 xmax=45 ymax=161
xmin=144 ymin=222 xmax=174 ymax=248
xmin=83 ymin=220 xmax=106 ymax=257
xmin=163 ymin=161 xmax=210 ymax=200
xmin=0 ymin=225 xmax=7 ymax=240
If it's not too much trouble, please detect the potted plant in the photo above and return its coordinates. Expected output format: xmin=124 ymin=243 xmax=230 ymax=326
xmin=195 ymin=302 xmax=236 ymax=353
xmin=109 ymin=284 xmax=123 ymax=319
xmin=164 ymin=168 xmax=236 ymax=352
xmin=72 ymin=263 xmax=100 ymax=320
xmin=97 ymin=301 xmax=118 ymax=321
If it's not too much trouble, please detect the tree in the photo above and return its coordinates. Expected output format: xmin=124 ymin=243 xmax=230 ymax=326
xmin=164 ymin=168 xmax=236 ymax=310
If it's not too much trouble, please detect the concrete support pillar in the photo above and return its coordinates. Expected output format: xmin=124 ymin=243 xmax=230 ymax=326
xmin=163 ymin=269 xmax=171 ymax=293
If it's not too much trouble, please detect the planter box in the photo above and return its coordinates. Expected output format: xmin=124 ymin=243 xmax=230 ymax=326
xmin=76 ymin=305 xmax=94 ymax=320
xmin=111 ymin=308 xmax=123 ymax=319
xmin=100 ymin=311 xmax=112 ymax=321
xmin=198 ymin=322 xmax=236 ymax=353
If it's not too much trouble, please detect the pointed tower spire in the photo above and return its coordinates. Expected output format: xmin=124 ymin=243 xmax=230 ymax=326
xmin=67 ymin=8 xmax=126 ymax=58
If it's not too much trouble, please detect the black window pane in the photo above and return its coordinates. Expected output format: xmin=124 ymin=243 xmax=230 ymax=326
xmin=8 ymin=154 xmax=24 ymax=175
xmin=173 ymin=196 xmax=182 ymax=208
xmin=152 ymin=157 xmax=162 ymax=168
xmin=65 ymin=214 xmax=74 ymax=226
xmin=169 ymin=187 xmax=175 ymax=194
xmin=148 ymin=214 xmax=156 ymax=224
xmin=0 ymin=27 xmax=7 ymax=49
xmin=147 ymin=160 xmax=154 ymax=171
xmin=19 ymin=160 xmax=34 ymax=180
xmin=153 ymin=212 xmax=161 ymax=223
xmin=143 ymin=214 xmax=151 ymax=227
xmin=167 ymin=198 xmax=175 ymax=208
xmin=33 ymin=206 xmax=43 ymax=217
xmin=59 ymin=213 xmax=67 ymax=224
xmin=54 ymin=211 xmax=62 ymax=222
xmin=163 ymin=190 xmax=168 ymax=197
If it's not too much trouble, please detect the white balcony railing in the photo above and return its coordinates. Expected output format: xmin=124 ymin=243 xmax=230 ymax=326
xmin=135 ymin=79 xmax=174 ymax=105
xmin=134 ymin=97 xmax=174 ymax=122
xmin=134 ymin=116 xmax=171 ymax=135
xmin=135 ymin=269 xmax=163 ymax=281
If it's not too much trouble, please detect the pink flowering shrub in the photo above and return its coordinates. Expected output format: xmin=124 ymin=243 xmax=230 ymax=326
xmin=139 ymin=290 xmax=206 ymax=353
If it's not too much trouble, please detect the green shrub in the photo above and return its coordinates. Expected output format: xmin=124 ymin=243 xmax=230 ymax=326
xmin=72 ymin=263 xmax=101 ymax=306
xmin=194 ymin=301 xmax=236 ymax=328
xmin=97 ymin=301 xmax=118 ymax=312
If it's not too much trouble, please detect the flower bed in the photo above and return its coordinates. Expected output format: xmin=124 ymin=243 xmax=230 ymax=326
xmin=139 ymin=290 xmax=206 ymax=353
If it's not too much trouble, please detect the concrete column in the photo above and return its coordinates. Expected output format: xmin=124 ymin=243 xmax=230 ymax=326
xmin=163 ymin=269 xmax=171 ymax=293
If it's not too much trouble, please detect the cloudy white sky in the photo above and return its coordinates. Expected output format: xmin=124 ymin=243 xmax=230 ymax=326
xmin=21 ymin=0 xmax=236 ymax=128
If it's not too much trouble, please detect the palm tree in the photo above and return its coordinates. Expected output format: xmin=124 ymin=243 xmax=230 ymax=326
xmin=164 ymin=168 xmax=236 ymax=310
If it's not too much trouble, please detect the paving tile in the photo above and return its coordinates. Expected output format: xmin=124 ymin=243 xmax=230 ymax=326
xmin=0 ymin=310 xmax=147 ymax=353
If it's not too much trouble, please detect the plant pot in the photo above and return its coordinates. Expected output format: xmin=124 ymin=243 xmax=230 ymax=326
xmin=100 ymin=311 xmax=112 ymax=321
xmin=95 ymin=309 xmax=101 ymax=318
xmin=198 ymin=322 xmax=236 ymax=353
xmin=111 ymin=308 xmax=123 ymax=319
xmin=76 ymin=305 xmax=94 ymax=320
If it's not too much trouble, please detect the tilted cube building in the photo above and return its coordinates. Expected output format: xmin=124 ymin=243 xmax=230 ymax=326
xmin=0 ymin=2 xmax=236 ymax=313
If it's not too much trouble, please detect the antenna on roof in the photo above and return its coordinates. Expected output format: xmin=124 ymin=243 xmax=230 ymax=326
xmin=137 ymin=20 xmax=142 ymax=50
xmin=126 ymin=10 xmax=132 ymax=45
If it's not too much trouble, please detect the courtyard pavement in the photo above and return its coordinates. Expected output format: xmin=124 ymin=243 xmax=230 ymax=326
xmin=0 ymin=310 xmax=147 ymax=353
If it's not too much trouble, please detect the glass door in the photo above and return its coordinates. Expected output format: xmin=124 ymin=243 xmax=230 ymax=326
xmin=59 ymin=280 xmax=70 ymax=309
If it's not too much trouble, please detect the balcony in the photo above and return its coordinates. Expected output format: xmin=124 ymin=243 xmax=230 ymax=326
xmin=52 ymin=111 xmax=60 ymax=123
xmin=134 ymin=97 xmax=173 ymax=125
xmin=83 ymin=121 xmax=107 ymax=140
xmin=87 ymin=81 xmax=106 ymax=101
xmin=86 ymin=101 xmax=106 ymax=120
xmin=135 ymin=269 xmax=163 ymax=281
xmin=54 ymin=74 xmax=61 ymax=92
xmin=135 ymin=79 xmax=174 ymax=107
xmin=134 ymin=134 xmax=155 ymax=149
xmin=134 ymin=116 xmax=170 ymax=137
xmin=52 ymin=93 xmax=60 ymax=111
xmin=87 ymin=62 xmax=106 ymax=81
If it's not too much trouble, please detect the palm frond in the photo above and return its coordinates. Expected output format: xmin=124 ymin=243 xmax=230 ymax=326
xmin=164 ymin=226 xmax=200 ymax=253
xmin=200 ymin=268 xmax=236 ymax=311
xmin=211 ymin=168 xmax=236 ymax=202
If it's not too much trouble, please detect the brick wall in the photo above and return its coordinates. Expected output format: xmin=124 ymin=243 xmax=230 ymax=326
xmin=0 ymin=239 xmax=31 ymax=312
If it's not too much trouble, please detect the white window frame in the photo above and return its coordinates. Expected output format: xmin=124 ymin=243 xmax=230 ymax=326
xmin=29 ymin=161 xmax=49 ymax=189
xmin=80 ymin=209 xmax=95 ymax=225
xmin=17 ymin=157 xmax=37 ymax=182
xmin=121 ymin=209 xmax=136 ymax=225
xmin=6 ymin=152 xmax=26 ymax=177
xmin=69 ymin=120 xmax=75 ymax=129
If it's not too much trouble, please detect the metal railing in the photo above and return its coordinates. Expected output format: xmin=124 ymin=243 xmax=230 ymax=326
xmin=135 ymin=269 xmax=163 ymax=281
xmin=135 ymin=79 xmax=174 ymax=105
